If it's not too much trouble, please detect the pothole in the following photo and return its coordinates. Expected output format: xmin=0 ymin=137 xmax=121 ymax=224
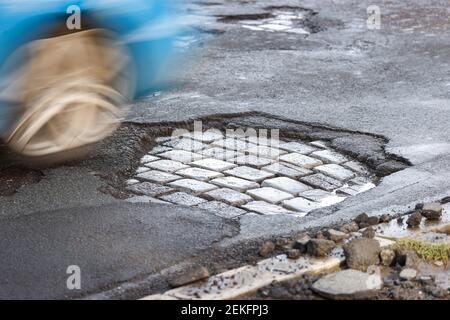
xmin=97 ymin=113 xmax=409 ymax=220
xmin=218 ymin=7 xmax=325 ymax=35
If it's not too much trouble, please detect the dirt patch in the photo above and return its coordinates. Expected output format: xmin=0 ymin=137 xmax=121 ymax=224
xmin=0 ymin=166 xmax=43 ymax=196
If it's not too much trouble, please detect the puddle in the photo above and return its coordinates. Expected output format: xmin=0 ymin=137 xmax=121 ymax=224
xmin=375 ymin=203 xmax=450 ymax=239
xmin=218 ymin=7 xmax=324 ymax=35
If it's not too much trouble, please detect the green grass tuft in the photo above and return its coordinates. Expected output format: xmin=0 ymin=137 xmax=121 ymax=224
xmin=395 ymin=239 xmax=450 ymax=264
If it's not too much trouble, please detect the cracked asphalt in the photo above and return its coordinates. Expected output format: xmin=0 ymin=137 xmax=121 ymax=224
xmin=1 ymin=0 xmax=449 ymax=299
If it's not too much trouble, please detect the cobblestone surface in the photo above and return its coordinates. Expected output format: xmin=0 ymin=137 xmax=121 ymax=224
xmin=126 ymin=130 xmax=376 ymax=219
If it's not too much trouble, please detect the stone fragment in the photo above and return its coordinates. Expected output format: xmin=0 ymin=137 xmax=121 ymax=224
xmin=344 ymin=238 xmax=381 ymax=271
xmin=293 ymin=235 xmax=311 ymax=253
xmin=380 ymin=249 xmax=396 ymax=266
xmin=406 ymin=211 xmax=422 ymax=228
xmin=340 ymin=222 xmax=360 ymax=233
xmin=325 ymin=229 xmax=349 ymax=242
xmin=421 ymin=202 xmax=443 ymax=220
xmin=399 ymin=268 xmax=417 ymax=281
xmin=306 ymin=239 xmax=336 ymax=257
xmin=259 ymin=241 xmax=275 ymax=257
xmin=287 ymin=249 xmax=301 ymax=260
xmin=312 ymin=269 xmax=382 ymax=300
xmin=162 ymin=263 xmax=210 ymax=288
xmin=362 ymin=226 xmax=376 ymax=239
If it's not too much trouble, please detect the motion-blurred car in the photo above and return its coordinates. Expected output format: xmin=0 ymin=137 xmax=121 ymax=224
xmin=0 ymin=0 xmax=186 ymax=158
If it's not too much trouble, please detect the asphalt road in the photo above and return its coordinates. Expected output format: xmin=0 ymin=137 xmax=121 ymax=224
xmin=1 ymin=0 xmax=449 ymax=299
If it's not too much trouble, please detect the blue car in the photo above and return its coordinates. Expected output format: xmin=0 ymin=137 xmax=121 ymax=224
xmin=0 ymin=0 xmax=187 ymax=157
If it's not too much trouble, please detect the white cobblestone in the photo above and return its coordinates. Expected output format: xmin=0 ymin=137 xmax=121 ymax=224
xmin=149 ymin=145 xmax=172 ymax=154
xmin=145 ymin=159 xmax=189 ymax=173
xmin=140 ymin=155 xmax=159 ymax=164
xmin=311 ymin=149 xmax=348 ymax=164
xmin=125 ymin=179 xmax=140 ymax=186
xmin=282 ymin=197 xmax=323 ymax=213
xmin=300 ymin=189 xmax=345 ymax=206
xmin=136 ymin=166 xmax=150 ymax=174
xmin=279 ymin=153 xmax=323 ymax=168
xmin=183 ymin=131 xmax=224 ymax=143
xmin=225 ymin=166 xmax=274 ymax=182
xmin=300 ymin=173 xmax=343 ymax=191
xmin=233 ymin=154 xmax=273 ymax=168
xmin=192 ymin=158 xmax=237 ymax=171
xmin=176 ymin=167 xmax=223 ymax=181
xmin=242 ymin=201 xmax=296 ymax=215
xmin=262 ymin=177 xmax=311 ymax=195
xmin=196 ymin=201 xmax=246 ymax=218
xmin=159 ymin=149 xmax=203 ymax=164
xmin=200 ymin=147 xmax=243 ymax=161
xmin=137 ymin=170 xmax=181 ymax=184
xmin=342 ymin=161 xmax=368 ymax=174
xmin=131 ymin=131 xmax=376 ymax=219
xmin=262 ymin=162 xmax=312 ymax=178
xmin=126 ymin=182 xmax=175 ymax=197
xmin=169 ymin=179 xmax=218 ymax=195
xmin=279 ymin=141 xmax=317 ymax=154
xmin=246 ymin=145 xmax=286 ymax=159
xmin=164 ymin=138 xmax=207 ymax=152
xmin=159 ymin=192 xmax=208 ymax=206
xmin=314 ymin=164 xmax=356 ymax=181
xmin=126 ymin=195 xmax=170 ymax=204
xmin=212 ymin=138 xmax=256 ymax=152
xmin=210 ymin=176 xmax=259 ymax=192
xmin=205 ymin=188 xmax=253 ymax=206
xmin=310 ymin=140 xmax=328 ymax=149
xmin=247 ymin=187 xmax=294 ymax=204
